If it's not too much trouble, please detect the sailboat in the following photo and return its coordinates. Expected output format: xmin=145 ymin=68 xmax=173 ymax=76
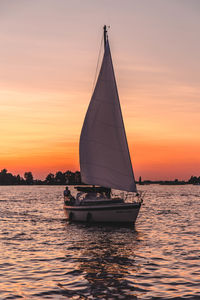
xmin=64 ymin=26 xmax=142 ymax=223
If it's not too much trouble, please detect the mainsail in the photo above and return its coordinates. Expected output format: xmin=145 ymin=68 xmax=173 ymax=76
xmin=79 ymin=31 xmax=137 ymax=192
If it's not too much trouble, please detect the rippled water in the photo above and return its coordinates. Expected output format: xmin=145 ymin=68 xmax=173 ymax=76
xmin=0 ymin=185 xmax=200 ymax=299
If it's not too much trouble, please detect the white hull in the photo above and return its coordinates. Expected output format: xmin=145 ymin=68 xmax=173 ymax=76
xmin=63 ymin=202 xmax=141 ymax=224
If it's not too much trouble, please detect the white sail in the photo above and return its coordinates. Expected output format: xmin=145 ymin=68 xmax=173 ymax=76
xmin=79 ymin=40 xmax=137 ymax=192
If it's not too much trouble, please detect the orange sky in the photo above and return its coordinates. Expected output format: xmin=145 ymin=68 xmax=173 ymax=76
xmin=0 ymin=0 xmax=200 ymax=180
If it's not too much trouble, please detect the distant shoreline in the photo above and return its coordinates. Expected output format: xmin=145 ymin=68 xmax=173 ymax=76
xmin=0 ymin=169 xmax=199 ymax=186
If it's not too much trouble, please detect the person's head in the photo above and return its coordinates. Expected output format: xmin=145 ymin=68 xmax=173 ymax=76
xmin=65 ymin=187 xmax=68 ymax=190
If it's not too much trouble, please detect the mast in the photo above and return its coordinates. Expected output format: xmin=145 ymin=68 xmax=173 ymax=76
xmin=103 ymin=25 xmax=107 ymax=50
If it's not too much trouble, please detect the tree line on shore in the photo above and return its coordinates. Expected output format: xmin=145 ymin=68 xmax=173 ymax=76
xmin=0 ymin=169 xmax=81 ymax=185
xmin=0 ymin=169 xmax=199 ymax=186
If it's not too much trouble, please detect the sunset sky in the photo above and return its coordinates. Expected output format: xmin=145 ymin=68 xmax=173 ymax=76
xmin=0 ymin=0 xmax=200 ymax=180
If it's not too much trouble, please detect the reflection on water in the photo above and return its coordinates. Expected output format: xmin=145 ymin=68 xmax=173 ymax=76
xmin=61 ymin=224 xmax=140 ymax=299
xmin=0 ymin=185 xmax=200 ymax=299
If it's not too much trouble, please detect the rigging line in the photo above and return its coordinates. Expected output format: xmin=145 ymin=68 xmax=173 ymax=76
xmin=92 ymin=32 xmax=104 ymax=92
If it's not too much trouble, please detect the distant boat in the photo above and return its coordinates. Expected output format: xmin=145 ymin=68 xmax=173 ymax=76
xmin=64 ymin=26 xmax=142 ymax=223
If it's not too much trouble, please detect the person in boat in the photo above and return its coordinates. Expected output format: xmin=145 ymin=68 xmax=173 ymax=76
xmin=105 ymin=188 xmax=111 ymax=199
xmin=75 ymin=192 xmax=83 ymax=205
xmin=64 ymin=187 xmax=75 ymax=205
xmin=64 ymin=187 xmax=70 ymax=197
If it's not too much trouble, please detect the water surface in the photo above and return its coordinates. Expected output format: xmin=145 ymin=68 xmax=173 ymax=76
xmin=0 ymin=185 xmax=200 ymax=299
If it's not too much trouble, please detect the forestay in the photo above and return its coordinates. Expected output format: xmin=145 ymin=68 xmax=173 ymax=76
xmin=79 ymin=40 xmax=137 ymax=192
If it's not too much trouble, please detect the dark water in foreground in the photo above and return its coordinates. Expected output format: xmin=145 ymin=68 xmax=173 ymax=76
xmin=0 ymin=185 xmax=200 ymax=299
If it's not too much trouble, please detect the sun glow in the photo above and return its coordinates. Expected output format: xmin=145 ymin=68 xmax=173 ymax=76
xmin=1 ymin=1 xmax=200 ymax=180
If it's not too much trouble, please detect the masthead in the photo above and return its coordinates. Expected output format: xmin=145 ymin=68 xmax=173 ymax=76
xmin=103 ymin=25 xmax=107 ymax=50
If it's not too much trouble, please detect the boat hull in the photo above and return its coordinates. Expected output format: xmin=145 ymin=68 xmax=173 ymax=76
xmin=63 ymin=202 xmax=141 ymax=224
